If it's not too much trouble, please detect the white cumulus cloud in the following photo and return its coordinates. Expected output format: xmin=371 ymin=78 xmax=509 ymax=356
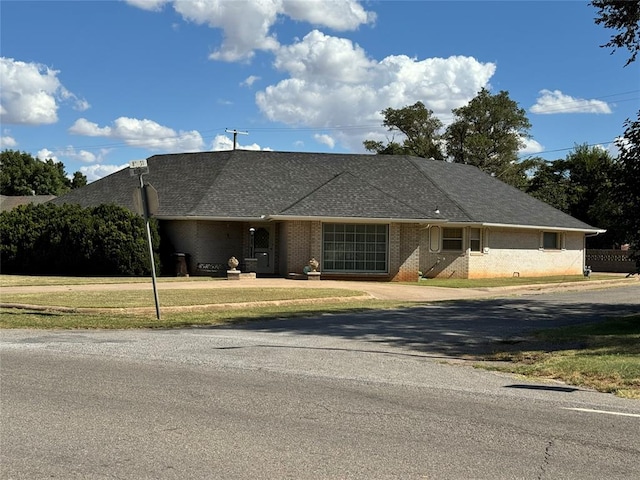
xmin=128 ymin=0 xmax=375 ymax=62
xmin=281 ymin=0 xmax=376 ymax=31
xmin=519 ymin=137 xmax=544 ymax=155
xmin=69 ymin=117 xmax=204 ymax=152
xmin=124 ymin=0 xmax=169 ymax=12
xmin=211 ymin=134 xmax=271 ymax=151
xmin=241 ymin=75 xmax=261 ymax=87
xmin=314 ymin=133 xmax=335 ymax=148
xmin=257 ymin=31 xmax=496 ymax=150
xmin=0 ymin=57 xmax=89 ymax=125
xmin=0 ymin=135 xmax=17 ymax=148
xmin=530 ymin=89 xmax=612 ymax=114
xmin=36 ymin=148 xmax=59 ymax=162
xmin=80 ymin=164 xmax=129 ymax=183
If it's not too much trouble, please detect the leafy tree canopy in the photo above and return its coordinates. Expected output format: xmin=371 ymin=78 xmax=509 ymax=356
xmin=527 ymin=144 xmax=623 ymax=247
xmin=363 ymin=102 xmax=445 ymax=159
xmin=0 ymin=149 xmax=87 ymax=196
xmin=444 ymin=88 xmax=532 ymax=182
xmin=591 ymin=0 xmax=640 ymax=66
xmin=615 ymin=113 xmax=640 ymax=250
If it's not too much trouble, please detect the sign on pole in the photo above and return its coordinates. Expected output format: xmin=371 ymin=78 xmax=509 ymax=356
xmin=129 ymin=159 xmax=161 ymax=320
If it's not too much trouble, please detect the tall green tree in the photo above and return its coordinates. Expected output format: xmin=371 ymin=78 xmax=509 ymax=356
xmin=444 ymin=88 xmax=532 ymax=185
xmin=527 ymin=144 xmax=622 ymax=247
xmin=615 ymin=114 xmax=640 ymax=259
xmin=591 ymin=0 xmax=640 ymax=267
xmin=363 ymin=102 xmax=445 ymax=159
xmin=591 ymin=0 xmax=640 ymax=66
xmin=0 ymin=149 xmax=87 ymax=196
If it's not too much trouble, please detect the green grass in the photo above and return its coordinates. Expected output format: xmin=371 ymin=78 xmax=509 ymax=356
xmin=0 ymin=274 xmax=217 ymax=287
xmin=414 ymin=274 xmax=615 ymax=288
xmin=0 ymin=300 xmax=411 ymax=329
xmin=481 ymin=315 xmax=640 ymax=398
xmin=0 ymin=288 xmax=366 ymax=309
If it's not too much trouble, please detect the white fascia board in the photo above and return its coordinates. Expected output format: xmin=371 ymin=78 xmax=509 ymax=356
xmin=154 ymin=215 xmax=270 ymax=222
xmin=477 ymin=222 xmax=606 ymax=234
xmin=267 ymin=215 xmax=449 ymax=224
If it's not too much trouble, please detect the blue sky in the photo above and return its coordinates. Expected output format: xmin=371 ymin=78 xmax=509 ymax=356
xmin=1 ymin=0 xmax=638 ymax=181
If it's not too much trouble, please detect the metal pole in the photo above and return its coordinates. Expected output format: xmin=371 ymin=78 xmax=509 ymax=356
xmin=139 ymin=174 xmax=161 ymax=320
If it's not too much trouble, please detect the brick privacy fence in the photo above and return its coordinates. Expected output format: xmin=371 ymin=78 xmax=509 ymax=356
xmin=586 ymin=249 xmax=637 ymax=273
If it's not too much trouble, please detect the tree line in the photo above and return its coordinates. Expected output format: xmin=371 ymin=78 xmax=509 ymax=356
xmin=0 ymin=149 xmax=87 ymax=196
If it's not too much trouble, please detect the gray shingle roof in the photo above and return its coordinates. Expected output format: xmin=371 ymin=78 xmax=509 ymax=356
xmin=51 ymin=150 xmax=600 ymax=231
xmin=1 ymin=194 xmax=56 ymax=211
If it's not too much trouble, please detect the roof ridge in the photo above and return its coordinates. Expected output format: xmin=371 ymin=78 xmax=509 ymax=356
xmin=406 ymin=157 xmax=475 ymax=220
xmin=280 ymin=169 xmax=433 ymax=219
xmin=277 ymin=171 xmax=344 ymax=214
xmin=188 ymin=151 xmax=237 ymax=215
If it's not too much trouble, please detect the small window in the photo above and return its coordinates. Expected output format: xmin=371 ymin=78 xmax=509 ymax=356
xmin=469 ymin=228 xmax=481 ymax=252
xmin=543 ymin=232 xmax=559 ymax=250
xmin=442 ymin=228 xmax=463 ymax=251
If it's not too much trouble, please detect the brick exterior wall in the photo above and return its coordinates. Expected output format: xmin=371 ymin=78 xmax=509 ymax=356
xmin=419 ymin=227 xmax=585 ymax=279
xmin=467 ymin=228 xmax=584 ymax=278
xmin=162 ymin=219 xmax=587 ymax=280
xmin=281 ymin=220 xmax=317 ymax=274
xmin=162 ymin=220 xmax=245 ymax=275
xmin=392 ymin=223 xmax=420 ymax=282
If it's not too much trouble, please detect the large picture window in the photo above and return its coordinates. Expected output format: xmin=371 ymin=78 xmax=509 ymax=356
xmin=323 ymin=224 xmax=388 ymax=272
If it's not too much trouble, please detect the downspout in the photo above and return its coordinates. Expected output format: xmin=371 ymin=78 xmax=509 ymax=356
xmin=584 ymin=231 xmax=601 ymax=276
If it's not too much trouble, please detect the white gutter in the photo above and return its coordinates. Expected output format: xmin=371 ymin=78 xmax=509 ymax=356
xmin=155 ymin=214 xmax=449 ymax=224
xmin=477 ymin=222 xmax=606 ymax=234
xmin=154 ymin=216 xmax=603 ymax=232
xmin=266 ymin=215 xmax=449 ymax=224
xmin=154 ymin=215 xmax=270 ymax=222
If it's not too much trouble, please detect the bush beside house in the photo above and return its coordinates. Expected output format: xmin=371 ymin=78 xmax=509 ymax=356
xmin=0 ymin=203 xmax=160 ymax=276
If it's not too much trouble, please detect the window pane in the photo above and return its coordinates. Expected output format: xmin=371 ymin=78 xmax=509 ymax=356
xmin=443 ymin=239 xmax=462 ymax=250
xmin=323 ymin=224 xmax=387 ymax=272
xmin=543 ymin=232 xmax=558 ymax=249
xmin=469 ymin=228 xmax=481 ymax=252
xmin=443 ymin=227 xmax=463 ymax=251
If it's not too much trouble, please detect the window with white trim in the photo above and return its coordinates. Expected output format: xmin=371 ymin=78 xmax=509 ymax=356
xmin=322 ymin=224 xmax=388 ymax=272
xmin=442 ymin=228 xmax=463 ymax=251
xmin=543 ymin=232 xmax=560 ymax=250
xmin=469 ymin=228 xmax=482 ymax=252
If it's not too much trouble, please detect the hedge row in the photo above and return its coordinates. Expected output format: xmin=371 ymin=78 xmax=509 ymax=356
xmin=0 ymin=203 xmax=160 ymax=276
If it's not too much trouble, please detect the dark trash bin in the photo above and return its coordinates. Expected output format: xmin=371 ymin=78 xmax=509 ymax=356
xmin=173 ymin=253 xmax=189 ymax=277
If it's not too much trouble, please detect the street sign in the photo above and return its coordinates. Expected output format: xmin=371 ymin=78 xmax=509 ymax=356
xmin=132 ymin=183 xmax=159 ymax=217
xmin=129 ymin=159 xmax=149 ymax=176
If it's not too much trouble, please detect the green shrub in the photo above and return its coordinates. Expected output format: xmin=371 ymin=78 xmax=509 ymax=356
xmin=0 ymin=203 xmax=159 ymax=276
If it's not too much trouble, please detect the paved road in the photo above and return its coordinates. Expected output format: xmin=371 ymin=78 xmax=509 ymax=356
xmin=1 ymin=285 xmax=639 ymax=479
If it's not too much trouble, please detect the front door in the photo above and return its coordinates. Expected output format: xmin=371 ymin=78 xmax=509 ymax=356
xmin=254 ymin=225 xmax=274 ymax=274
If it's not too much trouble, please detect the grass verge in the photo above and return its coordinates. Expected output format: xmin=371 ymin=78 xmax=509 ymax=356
xmin=0 ymin=274 xmax=216 ymax=287
xmin=479 ymin=315 xmax=640 ymax=399
xmin=0 ymin=288 xmax=366 ymax=309
xmin=0 ymin=300 xmax=411 ymax=329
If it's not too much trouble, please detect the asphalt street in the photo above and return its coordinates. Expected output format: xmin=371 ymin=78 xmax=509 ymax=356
xmin=1 ymin=285 xmax=639 ymax=479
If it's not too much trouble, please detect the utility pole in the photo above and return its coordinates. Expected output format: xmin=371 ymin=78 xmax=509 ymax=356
xmin=225 ymin=128 xmax=248 ymax=150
